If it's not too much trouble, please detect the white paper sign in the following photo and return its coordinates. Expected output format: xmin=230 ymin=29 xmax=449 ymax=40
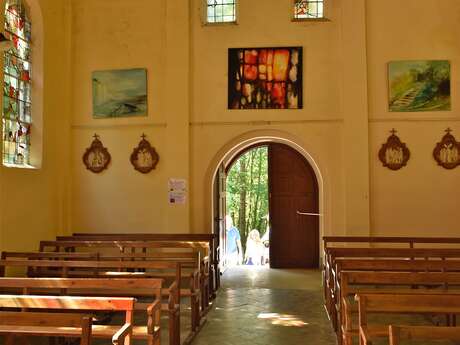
xmin=169 ymin=178 xmax=187 ymax=204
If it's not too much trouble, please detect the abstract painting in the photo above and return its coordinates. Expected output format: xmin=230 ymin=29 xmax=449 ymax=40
xmin=92 ymin=68 xmax=147 ymax=118
xmin=388 ymin=60 xmax=450 ymax=112
xmin=228 ymin=47 xmax=302 ymax=109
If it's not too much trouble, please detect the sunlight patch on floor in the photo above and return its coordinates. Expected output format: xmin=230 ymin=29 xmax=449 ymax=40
xmin=257 ymin=312 xmax=309 ymax=327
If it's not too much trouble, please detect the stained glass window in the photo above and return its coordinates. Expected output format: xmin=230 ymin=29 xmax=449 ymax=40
xmin=3 ymin=0 xmax=31 ymax=166
xmin=206 ymin=0 xmax=236 ymax=23
xmin=294 ymin=0 xmax=324 ymax=19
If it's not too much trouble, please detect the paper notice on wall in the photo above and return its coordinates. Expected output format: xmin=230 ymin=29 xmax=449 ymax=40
xmin=169 ymin=178 xmax=187 ymax=205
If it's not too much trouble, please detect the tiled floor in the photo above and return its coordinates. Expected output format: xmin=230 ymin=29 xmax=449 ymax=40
xmin=192 ymin=266 xmax=337 ymax=345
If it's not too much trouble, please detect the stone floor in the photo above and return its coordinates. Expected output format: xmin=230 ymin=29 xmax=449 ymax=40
xmin=192 ymin=266 xmax=337 ymax=345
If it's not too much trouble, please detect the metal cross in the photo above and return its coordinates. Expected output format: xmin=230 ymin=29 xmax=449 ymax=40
xmin=93 ymin=133 xmax=100 ymax=140
xmin=141 ymin=133 xmax=147 ymax=140
xmin=445 ymin=128 xmax=453 ymax=135
xmin=390 ymin=128 xmax=397 ymax=135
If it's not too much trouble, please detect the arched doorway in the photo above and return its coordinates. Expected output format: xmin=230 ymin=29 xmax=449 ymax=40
xmin=214 ymin=141 xmax=320 ymax=269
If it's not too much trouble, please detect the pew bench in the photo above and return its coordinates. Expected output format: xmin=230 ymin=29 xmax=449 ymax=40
xmin=68 ymin=232 xmax=220 ymax=294
xmin=0 ymin=294 xmax=134 ymax=345
xmin=38 ymin=240 xmax=212 ymax=313
xmin=0 ymin=311 xmax=93 ymax=345
xmin=0 ymin=259 xmax=193 ymax=345
xmin=389 ymin=325 xmax=460 ymax=345
xmin=329 ymin=258 xmax=460 ymax=334
xmin=0 ymin=277 xmax=165 ymax=345
xmin=357 ymin=293 xmax=460 ymax=345
xmin=322 ymin=236 xmax=460 ymax=316
xmin=324 ymin=247 xmax=460 ymax=331
xmin=338 ymin=271 xmax=460 ymax=345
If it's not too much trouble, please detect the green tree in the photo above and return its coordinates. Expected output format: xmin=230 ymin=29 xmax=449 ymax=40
xmin=226 ymin=146 xmax=269 ymax=255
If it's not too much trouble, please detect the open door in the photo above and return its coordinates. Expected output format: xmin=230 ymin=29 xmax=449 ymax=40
xmin=269 ymin=143 xmax=319 ymax=268
xmin=214 ymin=163 xmax=228 ymax=273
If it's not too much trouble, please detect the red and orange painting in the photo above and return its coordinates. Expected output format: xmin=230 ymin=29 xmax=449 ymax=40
xmin=228 ymin=47 xmax=303 ymax=109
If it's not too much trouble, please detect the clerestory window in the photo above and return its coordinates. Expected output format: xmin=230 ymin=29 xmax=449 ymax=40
xmin=294 ymin=0 xmax=324 ymax=20
xmin=206 ymin=0 xmax=237 ymax=24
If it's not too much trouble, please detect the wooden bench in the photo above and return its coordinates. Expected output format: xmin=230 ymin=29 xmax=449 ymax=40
xmin=389 ymin=325 xmax=460 ymax=345
xmin=3 ymin=250 xmax=204 ymax=308
xmin=39 ymin=239 xmax=212 ymax=313
xmin=330 ymin=258 xmax=460 ymax=333
xmin=324 ymin=247 xmax=460 ymax=329
xmin=0 ymin=277 xmax=165 ymax=345
xmin=63 ymin=233 xmax=220 ymax=296
xmin=0 ymin=294 xmax=134 ymax=345
xmin=322 ymin=236 xmax=460 ymax=311
xmin=0 ymin=312 xmax=93 ymax=345
xmin=0 ymin=258 xmax=195 ymax=344
xmin=24 ymin=245 xmax=210 ymax=316
xmin=339 ymin=271 xmax=460 ymax=345
xmin=357 ymin=293 xmax=460 ymax=345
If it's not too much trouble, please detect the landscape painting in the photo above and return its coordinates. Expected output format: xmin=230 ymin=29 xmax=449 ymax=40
xmin=388 ymin=60 xmax=450 ymax=112
xmin=228 ymin=47 xmax=303 ymax=109
xmin=92 ymin=68 xmax=147 ymax=118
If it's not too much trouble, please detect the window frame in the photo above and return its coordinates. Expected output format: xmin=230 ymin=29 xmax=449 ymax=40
xmin=203 ymin=0 xmax=238 ymax=26
xmin=291 ymin=0 xmax=329 ymax=22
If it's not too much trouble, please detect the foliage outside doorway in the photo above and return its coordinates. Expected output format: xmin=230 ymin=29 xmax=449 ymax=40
xmin=226 ymin=145 xmax=269 ymax=265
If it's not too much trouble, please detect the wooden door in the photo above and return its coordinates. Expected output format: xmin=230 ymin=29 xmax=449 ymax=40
xmin=269 ymin=143 xmax=319 ymax=268
xmin=214 ymin=163 xmax=227 ymax=271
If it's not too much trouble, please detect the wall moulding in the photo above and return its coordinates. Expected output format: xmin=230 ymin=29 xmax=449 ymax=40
xmin=189 ymin=118 xmax=344 ymax=127
xmin=71 ymin=123 xmax=168 ymax=130
xmin=369 ymin=117 xmax=460 ymax=123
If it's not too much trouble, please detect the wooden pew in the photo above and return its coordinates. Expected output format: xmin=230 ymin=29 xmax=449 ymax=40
xmin=0 ymin=258 xmax=194 ymax=344
xmin=324 ymin=247 xmax=460 ymax=328
xmin=2 ymin=249 xmax=209 ymax=317
xmin=389 ymin=325 xmax=460 ymax=345
xmin=0 ymin=312 xmax=93 ymax=345
xmin=67 ymin=232 xmax=220 ymax=294
xmin=0 ymin=294 xmax=134 ymax=345
xmin=329 ymin=258 xmax=460 ymax=333
xmin=39 ymin=240 xmax=210 ymax=253
xmin=323 ymin=236 xmax=460 ymax=251
xmin=1 ymin=251 xmax=99 ymax=260
xmin=322 ymin=236 xmax=460 ymax=311
xmin=0 ymin=277 xmax=165 ymax=345
xmin=39 ymin=239 xmax=212 ymax=312
xmin=339 ymin=271 xmax=460 ymax=345
xmin=357 ymin=293 xmax=460 ymax=345
xmin=1 ymin=251 xmax=101 ymax=277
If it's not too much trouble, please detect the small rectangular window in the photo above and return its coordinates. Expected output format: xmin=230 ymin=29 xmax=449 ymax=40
xmin=294 ymin=0 xmax=324 ymax=20
xmin=206 ymin=0 xmax=236 ymax=24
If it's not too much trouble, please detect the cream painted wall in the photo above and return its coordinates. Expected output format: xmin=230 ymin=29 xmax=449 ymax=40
xmin=5 ymin=0 xmax=455 ymax=244
xmin=70 ymin=0 xmax=191 ymax=233
xmin=367 ymin=0 xmax=460 ymax=236
xmin=190 ymin=0 xmax=373 ymax=236
xmin=0 ymin=0 xmax=72 ymax=250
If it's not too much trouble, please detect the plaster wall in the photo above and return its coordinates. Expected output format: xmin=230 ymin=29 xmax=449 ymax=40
xmin=67 ymin=0 xmax=460 ymax=239
xmin=0 ymin=0 xmax=72 ymax=250
xmin=366 ymin=0 xmax=460 ymax=236
xmin=70 ymin=0 xmax=190 ymax=233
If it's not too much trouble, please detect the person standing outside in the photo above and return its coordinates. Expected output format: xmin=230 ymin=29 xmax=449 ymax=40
xmin=226 ymin=215 xmax=243 ymax=266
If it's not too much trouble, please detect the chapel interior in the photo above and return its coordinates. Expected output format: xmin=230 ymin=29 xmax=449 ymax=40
xmin=0 ymin=0 xmax=459 ymax=344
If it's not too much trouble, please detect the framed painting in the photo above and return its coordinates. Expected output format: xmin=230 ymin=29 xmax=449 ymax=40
xmin=388 ymin=60 xmax=450 ymax=112
xmin=228 ymin=47 xmax=303 ymax=109
xmin=92 ymin=68 xmax=147 ymax=118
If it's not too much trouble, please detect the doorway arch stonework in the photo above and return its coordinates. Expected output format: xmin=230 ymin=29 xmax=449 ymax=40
xmin=205 ymin=129 xmax=329 ymax=264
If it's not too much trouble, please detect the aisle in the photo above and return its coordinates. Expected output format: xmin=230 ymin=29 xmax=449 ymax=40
xmin=192 ymin=266 xmax=336 ymax=345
